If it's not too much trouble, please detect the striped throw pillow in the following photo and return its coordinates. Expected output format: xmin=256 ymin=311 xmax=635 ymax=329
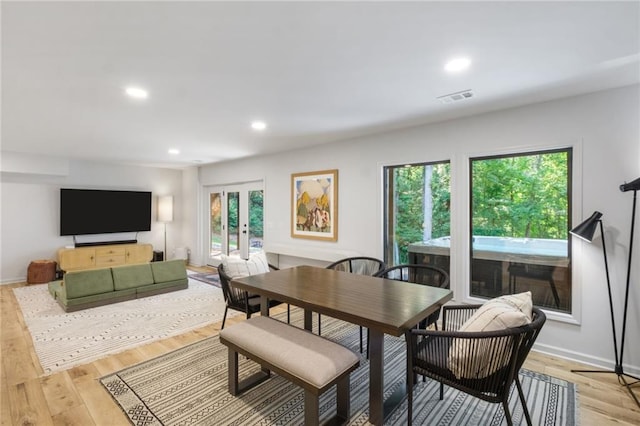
xmin=448 ymin=291 xmax=533 ymax=379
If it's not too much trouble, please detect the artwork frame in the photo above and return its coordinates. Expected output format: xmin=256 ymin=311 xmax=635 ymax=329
xmin=291 ymin=169 xmax=338 ymax=241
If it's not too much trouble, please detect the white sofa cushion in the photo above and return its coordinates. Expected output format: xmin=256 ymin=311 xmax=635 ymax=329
xmin=221 ymin=252 xmax=270 ymax=278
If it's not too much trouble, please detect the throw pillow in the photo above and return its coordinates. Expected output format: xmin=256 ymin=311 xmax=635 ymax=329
xmin=221 ymin=252 xmax=270 ymax=278
xmin=459 ymin=291 xmax=533 ymax=333
xmin=448 ymin=291 xmax=533 ymax=379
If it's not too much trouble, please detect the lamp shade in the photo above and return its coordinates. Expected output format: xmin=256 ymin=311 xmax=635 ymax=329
xmin=157 ymin=195 xmax=174 ymax=223
xmin=570 ymin=211 xmax=602 ymax=242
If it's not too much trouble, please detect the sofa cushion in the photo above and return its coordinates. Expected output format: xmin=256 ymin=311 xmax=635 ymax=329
xmin=136 ymin=280 xmax=188 ymax=297
xmin=221 ymin=251 xmax=270 ymax=278
xmin=150 ymin=259 xmax=188 ymax=283
xmin=59 ymin=288 xmax=137 ymax=312
xmin=64 ymin=268 xmax=114 ymax=299
xmin=112 ymin=264 xmax=154 ymax=290
xmin=48 ymin=280 xmax=63 ymax=299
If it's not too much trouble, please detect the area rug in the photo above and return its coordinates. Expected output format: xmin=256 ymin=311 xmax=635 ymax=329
xmin=13 ymin=278 xmax=238 ymax=375
xmin=188 ymin=272 xmax=221 ymax=288
xmin=101 ymin=309 xmax=578 ymax=425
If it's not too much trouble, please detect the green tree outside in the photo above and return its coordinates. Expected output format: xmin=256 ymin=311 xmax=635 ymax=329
xmin=393 ymin=163 xmax=451 ymax=263
xmin=390 ymin=150 xmax=568 ymax=263
xmin=471 ymin=151 xmax=569 ymax=239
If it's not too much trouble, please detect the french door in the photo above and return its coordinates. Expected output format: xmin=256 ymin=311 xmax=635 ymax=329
xmin=206 ymin=181 xmax=264 ymax=266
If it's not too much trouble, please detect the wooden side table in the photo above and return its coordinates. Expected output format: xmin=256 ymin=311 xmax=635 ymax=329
xmin=27 ymin=260 xmax=57 ymax=284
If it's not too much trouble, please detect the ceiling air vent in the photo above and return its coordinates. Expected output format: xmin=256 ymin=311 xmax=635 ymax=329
xmin=437 ymin=89 xmax=474 ymax=104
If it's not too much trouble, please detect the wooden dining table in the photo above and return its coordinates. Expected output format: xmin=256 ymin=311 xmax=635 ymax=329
xmin=231 ymin=265 xmax=453 ymax=425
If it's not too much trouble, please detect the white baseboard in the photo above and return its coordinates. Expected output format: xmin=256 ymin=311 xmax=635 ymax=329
xmin=533 ymin=341 xmax=640 ymax=377
xmin=1 ymin=276 xmax=26 ymax=285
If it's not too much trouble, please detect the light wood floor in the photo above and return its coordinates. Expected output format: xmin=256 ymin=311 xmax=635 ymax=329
xmin=2 ymin=269 xmax=639 ymax=426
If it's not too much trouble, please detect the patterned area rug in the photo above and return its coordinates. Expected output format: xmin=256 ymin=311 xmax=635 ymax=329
xmin=101 ymin=309 xmax=578 ymax=425
xmin=13 ymin=279 xmax=238 ymax=375
xmin=188 ymin=272 xmax=221 ymax=287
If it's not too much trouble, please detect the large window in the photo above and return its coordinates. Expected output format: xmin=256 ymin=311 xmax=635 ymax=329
xmin=383 ymin=161 xmax=451 ymax=267
xmin=470 ymin=148 xmax=572 ymax=313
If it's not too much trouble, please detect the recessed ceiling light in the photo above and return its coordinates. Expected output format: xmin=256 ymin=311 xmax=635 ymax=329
xmin=168 ymin=149 xmax=180 ymax=155
xmin=444 ymin=57 xmax=471 ymax=72
xmin=251 ymin=121 xmax=267 ymax=131
xmin=125 ymin=87 xmax=148 ymax=99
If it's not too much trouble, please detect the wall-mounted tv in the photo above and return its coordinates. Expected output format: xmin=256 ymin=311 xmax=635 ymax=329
xmin=60 ymin=189 xmax=152 ymax=236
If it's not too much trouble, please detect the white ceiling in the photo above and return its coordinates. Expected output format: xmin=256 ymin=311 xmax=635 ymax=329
xmin=2 ymin=1 xmax=639 ymax=169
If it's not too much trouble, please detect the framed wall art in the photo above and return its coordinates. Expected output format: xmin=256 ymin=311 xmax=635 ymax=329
xmin=291 ymin=169 xmax=338 ymax=241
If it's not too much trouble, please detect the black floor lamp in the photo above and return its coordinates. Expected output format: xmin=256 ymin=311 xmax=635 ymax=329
xmin=569 ymin=177 xmax=640 ymax=407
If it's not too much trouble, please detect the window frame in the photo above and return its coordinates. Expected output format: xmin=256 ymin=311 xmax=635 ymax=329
xmin=459 ymin=143 xmax=583 ymax=324
xmin=468 ymin=147 xmax=573 ymax=311
xmin=382 ymin=160 xmax=452 ymax=267
xmin=377 ymin=143 xmax=583 ymax=325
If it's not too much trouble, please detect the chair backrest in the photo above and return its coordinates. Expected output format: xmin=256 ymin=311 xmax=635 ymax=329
xmin=217 ymin=264 xmax=248 ymax=310
xmin=375 ymin=264 xmax=449 ymax=289
xmin=408 ymin=306 xmax=546 ymax=401
xmin=513 ymin=306 xmax=546 ymax=373
xmin=218 ymin=263 xmax=279 ymax=309
xmin=326 ymin=256 xmax=386 ymax=276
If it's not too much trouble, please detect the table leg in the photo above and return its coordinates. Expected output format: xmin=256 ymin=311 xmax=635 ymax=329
xmin=260 ymin=296 xmax=269 ymax=317
xmin=304 ymin=309 xmax=313 ymax=331
xmin=368 ymin=329 xmax=407 ymax=425
xmin=368 ymin=329 xmax=384 ymax=425
xmin=258 ymin=296 xmax=272 ymax=377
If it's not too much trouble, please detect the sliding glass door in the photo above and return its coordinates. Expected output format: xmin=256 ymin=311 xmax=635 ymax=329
xmin=206 ymin=181 xmax=264 ymax=266
xmin=383 ymin=161 xmax=451 ymax=267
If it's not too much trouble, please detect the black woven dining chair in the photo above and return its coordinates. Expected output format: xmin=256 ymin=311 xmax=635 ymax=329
xmin=405 ymin=305 xmax=546 ymax=426
xmin=218 ymin=263 xmax=290 ymax=329
xmin=375 ymin=264 xmax=450 ymax=329
xmin=322 ymin=257 xmax=386 ymax=353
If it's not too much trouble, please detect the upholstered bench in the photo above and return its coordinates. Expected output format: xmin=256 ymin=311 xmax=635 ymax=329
xmin=219 ymin=316 xmax=360 ymax=425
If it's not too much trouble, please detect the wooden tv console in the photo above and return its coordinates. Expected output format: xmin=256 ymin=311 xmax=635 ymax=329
xmin=57 ymin=243 xmax=153 ymax=272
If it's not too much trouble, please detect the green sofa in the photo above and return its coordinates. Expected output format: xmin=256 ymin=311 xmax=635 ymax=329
xmin=48 ymin=259 xmax=189 ymax=312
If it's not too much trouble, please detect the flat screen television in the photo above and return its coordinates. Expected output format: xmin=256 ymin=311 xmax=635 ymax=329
xmin=60 ymin=189 xmax=152 ymax=236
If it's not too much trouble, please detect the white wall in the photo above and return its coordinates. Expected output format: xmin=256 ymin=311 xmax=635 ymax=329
xmin=0 ymin=158 xmax=183 ymax=283
xmin=2 ymin=85 xmax=637 ymax=376
xmin=194 ymin=85 xmax=640 ymax=375
xmin=180 ymin=166 xmax=200 ymax=265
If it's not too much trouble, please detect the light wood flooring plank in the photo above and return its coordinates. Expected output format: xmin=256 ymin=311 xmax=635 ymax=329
xmin=7 ymin=378 xmax=55 ymax=426
xmin=2 ymin=335 xmax=40 ymax=386
xmin=73 ymin=376 xmax=129 ymax=426
xmin=40 ymin=372 xmax=84 ymax=417
xmin=50 ymin=404 xmax=96 ymax=426
xmin=1 ymin=368 xmax=13 ymax=426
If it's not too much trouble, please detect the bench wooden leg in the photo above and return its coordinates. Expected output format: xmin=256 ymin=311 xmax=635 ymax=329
xmin=304 ymin=390 xmax=319 ymax=426
xmin=228 ymin=349 xmax=239 ymax=395
xmin=336 ymin=376 xmax=350 ymax=421
xmin=226 ymin=348 xmax=271 ymax=396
